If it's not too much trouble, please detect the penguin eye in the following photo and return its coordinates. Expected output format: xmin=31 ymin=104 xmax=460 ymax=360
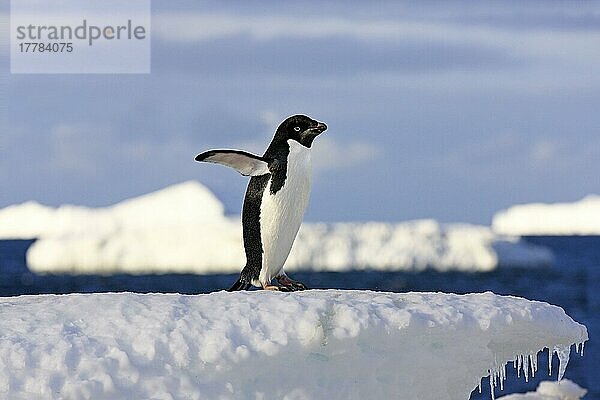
xmin=294 ymin=126 xmax=301 ymax=132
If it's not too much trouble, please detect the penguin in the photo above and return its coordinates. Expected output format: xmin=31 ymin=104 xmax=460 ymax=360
xmin=195 ymin=115 xmax=327 ymax=291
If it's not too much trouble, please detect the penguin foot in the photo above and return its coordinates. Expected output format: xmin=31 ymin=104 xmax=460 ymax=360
xmin=262 ymin=284 xmax=292 ymax=292
xmin=276 ymin=275 xmax=307 ymax=291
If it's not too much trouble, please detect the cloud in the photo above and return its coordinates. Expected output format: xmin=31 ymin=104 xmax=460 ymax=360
xmin=151 ymin=35 xmax=514 ymax=78
xmin=188 ymin=106 xmax=267 ymax=142
xmin=259 ymin=110 xmax=282 ymax=133
xmin=153 ymin=13 xmax=431 ymax=42
xmin=148 ymin=9 xmax=600 ymax=92
xmin=48 ymin=122 xmax=205 ymax=175
xmin=153 ymin=11 xmax=600 ymax=45
xmin=151 ymin=11 xmax=600 ymax=65
xmin=422 ymin=131 xmax=600 ymax=183
xmin=50 ymin=123 xmax=107 ymax=174
xmin=5 ymin=3 xmax=600 ymax=222
xmin=530 ymin=140 xmax=559 ymax=165
xmin=312 ymin=137 xmax=379 ymax=172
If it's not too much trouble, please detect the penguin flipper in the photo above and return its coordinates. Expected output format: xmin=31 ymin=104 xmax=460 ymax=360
xmin=195 ymin=150 xmax=270 ymax=176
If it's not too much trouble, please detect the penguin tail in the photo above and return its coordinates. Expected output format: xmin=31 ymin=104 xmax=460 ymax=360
xmin=228 ymin=276 xmax=251 ymax=292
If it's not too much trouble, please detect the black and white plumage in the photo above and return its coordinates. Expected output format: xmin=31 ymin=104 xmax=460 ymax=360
xmin=195 ymin=115 xmax=327 ymax=291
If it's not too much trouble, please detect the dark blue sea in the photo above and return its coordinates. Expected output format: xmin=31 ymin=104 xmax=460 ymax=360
xmin=0 ymin=237 xmax=598 ymax=399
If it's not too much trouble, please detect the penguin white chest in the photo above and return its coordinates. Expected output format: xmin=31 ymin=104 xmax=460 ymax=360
xmin=258 ymin=139 xmax=312 ymax=284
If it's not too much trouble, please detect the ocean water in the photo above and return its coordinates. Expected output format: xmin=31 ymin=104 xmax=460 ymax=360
xmin=0 ymin=237 xmax=598 ymax=399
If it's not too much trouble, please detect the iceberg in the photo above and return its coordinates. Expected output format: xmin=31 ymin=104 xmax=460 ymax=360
xmin=290 ymin=221 xmax=552 ymax=272
xmin=23 ymin=218 xmax=553 ymax=275
xmin=493 ymin=196 xmax=600 ymax=236
xmin=0 ymin=181 xmax=553 ymax=274
xmin=0 ymin=290 xmax=587 ymax=400
xmin=496 ymin=379 xmax=587 ymax=400
xmin=0 ymin=181 xmax=225 ymax=240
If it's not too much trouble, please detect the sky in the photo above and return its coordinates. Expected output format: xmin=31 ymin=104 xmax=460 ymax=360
xmin=1 ymin=1 xmax=600 ymax=223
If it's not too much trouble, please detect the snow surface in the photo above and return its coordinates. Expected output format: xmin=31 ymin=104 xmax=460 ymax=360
xmin=497 ymin=379 xmax=586 ymax=400
xmin=0 ymin=181 xmax=553 ymax=274
xmin=493 ymin=196 xmax=600 ymax=235
xmin=0 ymin=291 xmax=587 ymax=400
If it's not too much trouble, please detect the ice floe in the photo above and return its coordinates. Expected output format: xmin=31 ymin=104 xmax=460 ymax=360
xmin=0 ymin=290 xmax=588 ymax=400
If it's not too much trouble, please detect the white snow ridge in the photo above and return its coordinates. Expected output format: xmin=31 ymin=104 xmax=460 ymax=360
xmin=0 ymin=291 xmax=587 ymax=400
xmin=0 ymin=181 xmax=553 ymax=274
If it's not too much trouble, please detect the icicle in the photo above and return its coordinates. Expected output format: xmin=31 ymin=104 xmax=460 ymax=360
xmin=489 ymin=371 xmax=495 ymax=400
xmin=499 ymin=364 xmax=504 ymax=391
xmin=521 ymin=354 xmax=525 ymax=378
xmin=516 ymin=354 xmax=522 ymax=377
xmin=548 ymin=347 xmax=553 ymax=376
xmin=579 ymin=341 xmax=585 ymax=356
xmin=478 ymin=379 xmax=482 ymax=394
xmin=555 ymin=345 xmax=571 ymax=381
xmin=530 ymin=353 xmax=537 ymax=377
xmin=523 ymin=353 xmax=530 ymax=382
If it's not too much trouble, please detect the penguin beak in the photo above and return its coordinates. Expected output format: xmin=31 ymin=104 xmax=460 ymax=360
xmin=309 ymin=122 xmax=327 ymax=135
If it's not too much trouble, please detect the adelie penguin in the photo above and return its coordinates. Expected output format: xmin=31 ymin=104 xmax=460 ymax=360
xmin=195 ymin=115 xmax=327 ymax=292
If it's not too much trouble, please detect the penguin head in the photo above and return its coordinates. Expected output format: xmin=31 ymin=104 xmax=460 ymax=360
xmin=276 ymin=115 xmax=327 ymax=148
